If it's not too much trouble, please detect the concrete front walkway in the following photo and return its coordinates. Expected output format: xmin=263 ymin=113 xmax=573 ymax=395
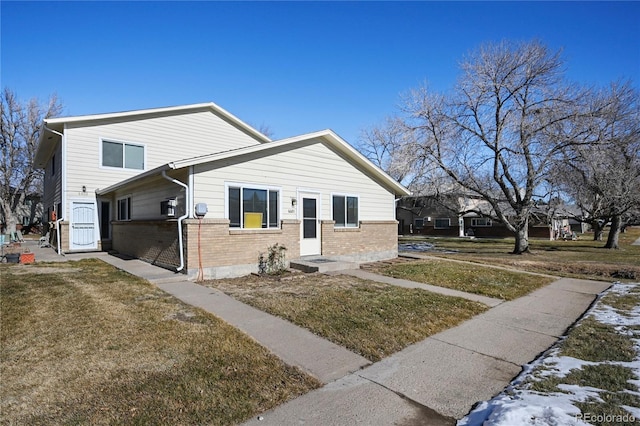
xmin=26 ymin=243 xmax=611 ymax=424
xmin=244 ymin=277 xmax=611 ymax=425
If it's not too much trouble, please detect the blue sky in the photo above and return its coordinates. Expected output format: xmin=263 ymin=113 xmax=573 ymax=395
xmin=2 ymin=1 xmax=639 ymax=146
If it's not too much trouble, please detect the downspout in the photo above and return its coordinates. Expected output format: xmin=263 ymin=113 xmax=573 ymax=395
xmin=161 ymin=170 xmax=189 ymax=272
xmin=45 ymin=125 xmax=66 ymax=255
xmin=188 ymin=166 xmax=194 ymax=218
xmin=55 ymin=217 xmax=64 ymax=255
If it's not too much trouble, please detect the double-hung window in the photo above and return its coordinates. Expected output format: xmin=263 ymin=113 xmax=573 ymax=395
xmin=117 ymin=197 xmax=131 ymax=221
xmin=332 ymin=194 xmax=358 ymax=227
xmin=228 ymin=185 xmax=279 ymax=229
xmin=102 ymin=139 xmax=145 ymax=170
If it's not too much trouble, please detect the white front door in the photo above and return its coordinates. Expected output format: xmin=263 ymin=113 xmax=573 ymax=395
xmin=70 ymin=200 xmax=98 ymax=250
xmin=299 ymin=192 xmax=321 ymax=256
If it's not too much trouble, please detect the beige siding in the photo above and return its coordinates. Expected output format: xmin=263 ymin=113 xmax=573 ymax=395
xmin=63 ymin=110 xmax=261 ymax=218
xmin=192 ymin=139 xmax=396 ymax=222
xmin=111 ymin=170 xmax=188 ymax=220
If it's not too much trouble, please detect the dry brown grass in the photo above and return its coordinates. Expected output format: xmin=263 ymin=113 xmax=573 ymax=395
xmin=206 ymin=272 xmax=487 ymax=362
xmin=1 ymin=259 xmax=320 ymax=425
xmin=401 ymin=226 xmax=640 ymax=282
xmin=367 ymin=259 xmax=554 ymax=300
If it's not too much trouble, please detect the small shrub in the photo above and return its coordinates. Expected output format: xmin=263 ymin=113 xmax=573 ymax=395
xmin=258 ymin=243 xmax=287 ymax=275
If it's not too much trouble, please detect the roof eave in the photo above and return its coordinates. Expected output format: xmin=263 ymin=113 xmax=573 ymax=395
xmin=96 ymin=164 xmax=172 ymax=195
xmin=44 ymin=102 xmax=272 ymax=144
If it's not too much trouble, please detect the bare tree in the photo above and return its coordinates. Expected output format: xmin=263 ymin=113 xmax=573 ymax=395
xmin=555 ymin=82 xmax=640 ymax=249
xmin=0 ymin=88 xmax=63 ymax=235
xmin=397 ymin=40 xmax=584 ymax=254
xmin=358 ymin=116 xmax=447 ymax=195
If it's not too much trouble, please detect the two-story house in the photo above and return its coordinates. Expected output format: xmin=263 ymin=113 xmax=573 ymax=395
xmin=35 ymin=103 xmax=409 ymax=279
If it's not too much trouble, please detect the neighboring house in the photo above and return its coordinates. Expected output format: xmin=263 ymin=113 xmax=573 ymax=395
xmin=35 ymin=103 xmax=409 ymax=279
xmin=397 ymin=195 xmax=585 ymax=238
xmin=0 ymin=188 xmax=43 ymax=234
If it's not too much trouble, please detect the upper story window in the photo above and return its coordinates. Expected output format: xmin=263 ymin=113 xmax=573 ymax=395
xmin=332 ymin=194 xmax=359 ymax=227
xmin=102 ymin=139 xmax=144 ymax=170
xmin=227 ymin=184 xmax=280 ymax=229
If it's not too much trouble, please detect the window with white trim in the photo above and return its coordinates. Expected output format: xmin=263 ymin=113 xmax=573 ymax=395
xmin=332 ymin=195 xmax=358 ymax=227
xmin=471 ymin=217 xmax=492 ymax=227
xmin=117 ymin=197 xmax=131 ymax=221
xmin=434 ymin=218 xmax=450 ymax=229
xmin=228 ymin=185 xmax=279 ymax=229
xmin=102 ymin=140 xmax=144 ymax=170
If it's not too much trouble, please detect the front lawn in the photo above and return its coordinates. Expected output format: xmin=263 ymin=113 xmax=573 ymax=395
xmin=206 ymin=273 xmax=488 ymax=362
xmin=401 ymin=227 xmax=640 ymax=282
xmin=0 ymin=259 xmax=320 ymax=425
xmin=368 ymin=259 xmax=554 ymax=300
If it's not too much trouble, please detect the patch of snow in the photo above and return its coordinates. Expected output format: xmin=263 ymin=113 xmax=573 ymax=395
xmin=622 ymin=405 xmax=640 ymax=418
xmin=459 ymin=394 xmax=588 ymax=426
xmin=398 ymin=242 xmax=457 ymax=253
xmin=458 ymin=282 xmax=640 ymax=426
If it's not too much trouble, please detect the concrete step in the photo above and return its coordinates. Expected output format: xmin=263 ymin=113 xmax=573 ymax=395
xmin=290 ymin=257 xmax=359 ymax=273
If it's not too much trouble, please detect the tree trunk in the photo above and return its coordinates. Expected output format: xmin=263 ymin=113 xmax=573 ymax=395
xmin=0 ymin=200 xmax=18 ymax=235
xmin=604 ymin=214 xmax=622 ymax=249
xmin=592 ymin=221 xmax=604 ymax=241
xmin=512 ymin=225 xmax=530 ymax=254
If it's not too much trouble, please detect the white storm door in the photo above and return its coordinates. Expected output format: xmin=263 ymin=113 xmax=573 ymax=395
xmin=300 ymin=192 xmax=321 ymax=256
xmin=70 ymin=201 xmax=98 ymax=250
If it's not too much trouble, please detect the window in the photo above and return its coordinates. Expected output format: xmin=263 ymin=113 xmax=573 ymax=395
xmin=471 ymin=217 xmax=492 ymax=227
xmin=332 ymin=195 xmax=358 ymax=227
xmin=414 ymin=218 xmax=425 ymax=229
xmin=117 ymin=197 xmax=131 ymax=221
xmin=434 ymin=218 xmax=450 ymax=229
xmin=228 ymin=185 xmax=279 ymax=229
xmin=102 ymin=140 xmax=144 ymax=170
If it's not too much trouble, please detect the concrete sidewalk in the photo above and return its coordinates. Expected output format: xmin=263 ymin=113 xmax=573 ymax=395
xmin=26 ymin=243 xmax=612 ymax=423
xmin=244 ymin=277 xmax=611 ymax=425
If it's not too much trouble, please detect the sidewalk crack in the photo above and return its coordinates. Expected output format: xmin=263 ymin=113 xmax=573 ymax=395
xmin=430 ymin=337 xmax=522 ymax=368
xmin=356 ymin=374 xmax=456 ymax=425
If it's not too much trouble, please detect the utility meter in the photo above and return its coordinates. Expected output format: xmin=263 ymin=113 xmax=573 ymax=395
xmin=195 ymin=203 xmax=208 ymax=217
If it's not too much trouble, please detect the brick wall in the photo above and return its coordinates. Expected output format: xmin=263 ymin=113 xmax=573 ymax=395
xmin=108 ymin=218 xmax=399 ymax=279
xmin=111 ymin=220 xmax=181 ymax=268
xmin=321 ymin=220 xmax=398 ymax=262
xmin=183 ymin=218 xmax=300 ymax=278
